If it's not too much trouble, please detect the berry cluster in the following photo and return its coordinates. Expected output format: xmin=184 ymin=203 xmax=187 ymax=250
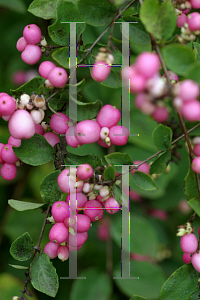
xmin=39 ymin=61 xmax=68 ymax=88
xmin=44 ymin=164 xmax=121 ymax=261
xmin=122 ymin=52 xmax=170 ymax=123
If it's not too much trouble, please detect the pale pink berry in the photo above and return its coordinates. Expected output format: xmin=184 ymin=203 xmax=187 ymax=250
xmin=83 ymin=200 xmax=103 ymax=222
xmin=140 ymin=100 xmax=155 ymax=115
xmin=0 ymin=94 xmax=16 ymax=116
xmin=39 ymin=61 xmax=56 ymax=79
xmin=91 ymin=61 xmax=111 ymax=82
xmin=0 ymin=143 xmax=5 ymax=164
xmin=51 ymin=201 xmax=69 ymax=223
xmin=135 ymin=52 xmax=160 ymax=79
xmin=179 ymin=80 xmax=199 ymax=101
xmin=152 ymin=106 xmax=169 ymax=122
xmin=64 ymin=214 xmax=91 ymax=232
xmin=30 ymin=109 xmax=44 ymax=124
xmin=96 ymin=105 xmax=121 ymax=128
xmin=8 ymin=109 xmax=35 ymax=139
xmin=77 ymin=164 xmax=93 ymax=180
xmin=44 ymin=242 xmax=59 ymax=259
xmin=163 ymin=71 xmax=179 ymax=82
xmin=130 ymin=72 xmax=147 ymax=93
xmin=191 ymin=157 xmax=200 ymax=174
xmin=50 ymin=113 xmax=70 ymax=134
xmin=135 ymin=93 xmax=149 ymax=109
xmin=57 ymin=168 xmax=83 ymax=194
xmin=82 ymin=182 xmax=91 ymax=193
xmin=23 ymin=24 xmax=42 ymax=45
xmin=1 ymin=163 xmax=17 ymax=180
xmin=43 ymin=132 xmax=60 ymax=147
xmin=75 ymin=120 xmax=101 ymax=144
xmin=100 ymin=127 xmax=109 ymax=140
xmin=12 ymin=70 xmax=26 ymax=85
xmin=187 ymin=12 xmax=200 ymax=31
xmin=97 ymin=218 xmax=110 ymax=241
xmin=21 ymin=45 xmax=42 ymax=65
xmin=1 ymin=144 xmax=19 ymax=164
xmin=148 ymin=209 xmax=168 ymax=220
xmin=68 ymin=232 xmax=88 ymax=247
xmin=104 ymin=197 xmax=121 ymax=214
xmin=147 ymin=76 xmax=167 ymax=98
xmin=182 ymin=253 xmax=191 ymax=264
xmin=66 ymin=192 xmax=87 ymax=212
xmin=57 ymin=245 xmax=69 ymax=261
xmin=16 ymin=37 xmax=28 ymax=52
xmin=194 ymin=144 xmax=200 ymax=156
xmin=177 ymin=13 xmax=187 ymax=28
xmin=191 ymin=251 xmax=200 ymax=272
xmin=108 ymin=125 xmax=129 ymax=146
xmin=181 ymin=100 xmax=200 ymax=122
xmin=180 ymin=233 xmax=198 ymax=253
xmin=48 ymin=67 xmax=68 ymax=88
xmin=131 ymin=161 xmax=150 ymax=175
xmin=49 ymin=222 xmax=68 ymax=244
xmin=190 ymin=0 xmax=200 ymax=9
xmin=35 ymin=124 xmax=44 ymax=135
xmin=65 ymin=126 xmax=83 ymax=148
xmin=99 ymin=186 xmax=110 ymax=198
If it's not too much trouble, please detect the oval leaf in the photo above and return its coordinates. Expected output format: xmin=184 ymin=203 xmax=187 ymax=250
xmin=149 ymin=150 xmax=171 ymax=175
xmin=10 ymin=77 xmax=45 ymax=98
xmin=9 ymin=264 xmax=28 ymax=270
xmin=30 ymin=253 xmax=59 ymax=297
xmin=186 ymin=62 xmax=200 ymax=85
xmin=28 ymin=0 xmax=59 ymax=19
xmin=133 ymin=171 xmax=158 ymax=191
xmin=8 ymin=199 xmax=44 ymax=211
xmin=64 ymin=152 xmax=103 ymax=169
xmin=104 ymin=166 xmax=116 ymax=181
xmin=10 ymin=232 xmax=33 ymax=261
xmin=40 ymin=170 xmax=63 ymax=205
xmin=13 ymin=134 xmax=55 ymax=166
xmin=105 ymin=152 xmax=133 ymax=173
xmin=188 ymin=198 xmax=200 ymax=217
xmin=113 ymin=184 xmax=122 ymax=204
xmin=153 ymin=124 xmax=172 ymax=151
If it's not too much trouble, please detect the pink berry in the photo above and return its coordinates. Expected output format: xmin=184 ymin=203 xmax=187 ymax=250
xmin=182 ymin=253 xmax=191 ymax=264
xmin=97 ymin=139 xmax=113 ymax=147
xmin=12 ymin=70 xmax=26 ymax=85
xmin=97 ymin=218 xmax=110 ymax=241
xmin=179 ymin=80 xmax=199 ymax=102
xmin=83 ymin=200 xmax=103 ymax=222
xmin=8 ymin=109 xmax=35 ymax=139
xmin=135 ymin=52 xmax=160 ymax=79
xmin=0 ymin=143 xmax=5 ymax=164
xmin=152 ymin=106 xmax=169 ymax=122
xmin=48 ymin=67 xmax=68 ymax=88
xmin=39 ymin=61 xmax=56 ymax=79
xmin=16 ymin=37 xmax=28 ymax=52
xmin=21 ymin=45 xmax=42 ymax=65
xmin=66 ymin=192 xmax=87 ymax=212
xmin=1 ymin=163 xmax=17 ymax=180
xmin=68 ymin=232 xmax=88 ymax=247
xmin=64 ymin=214 xmax=91 ymax=232
xmin=1 ymin=144 xmax=19 ymax=164
xmin=190 ymin=0 xmax=200 ymax=9
xmin=96 ymin=104 xmax=121 ymax=128
xmin=91 ymin=61 xmax=111 ymax=82
xmin=0 ymin=94 xmax=16 ymax=116
xmin=77 ymin=164 xmax=93 ymax=180
xmin=44 ymin=242 xmax=59 ymax=259
xmin=187 ymin=12 xmax=200 ymax=31
xmin=163 ymin=71 xmax=179 ymax=82
xmin=75 ymin=120 xmax=101 ymax=144
xmin=181 ymin=100 xmax=200 ymax=122
xmin=194 ymin=144 xmax=200 ymax=156
xmin=49 ymin=222 xmax=69 ymax=244
xmin=191 ymin=251 xmax=200 ymax=272
xmin=65 ymin=126 xmax=83 ymax=148
xmin=23 ymin=24 xmax=42 ymax=45
xmin=177 ymin=13 xmax=187 ymax=28
xmin=43 ymin=132 xmax=60 ymax=147
xmin=148 ymin=209 xmax=168 ymax=220
xmin=191 ymin=157 xmax=200 ymax=174
xmin=57 ymin=168 xmax=83 ymax=194
xmin=130 ymin=72 xmax=147 ymax=93
xmin=50 ymin=113 xmax=70 ymax=134
xmin=57 ymin=245 xmax=69 ymax=261
xmin=30 ymin=109 xmax=44 ymax=124
xmin=51 ymin=201 xmax=69 ymax=223
xmin=104 ymin=197 xmax=121 ymax=214
xmin=108 ymin=125 xmax=129 ymax=146
xmin=35 ymin=124 xmax=44 ymax=135
xmin=131 ymin=161 xmax=150 ymax=175
xmin=180 ymin=233 xmax=198 ymax=253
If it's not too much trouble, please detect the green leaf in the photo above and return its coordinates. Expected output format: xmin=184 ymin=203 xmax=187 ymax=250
xmin=9 ymin=264 xmax=28 ymax=270
xmin=70 ymin=268 xmax=112 ymax=300
xmin=121 ymin=1 xmax=139 ymax=16
xmin=104 ymin=166 xmax=116 ymax=181
xmin=10 ymin=232 xmax=33 ymax=261
xmin=113 ymin=184 xmax=122 ymax=204
xmin=153 ymin=124 xmax=172 ymax=151
xmin=140 ymin=0 xmax=176 ymax=41
xmin=133 ymin=171 xmax=158 ymax=191
xmin=186 ymin=62 xmax=200 ymax=85
xmin=8 ymin=200 xmax=44 ymax=211
xmin=13 ymin=134 xmax=55 ymax=166
xmin=48 ymin=1 xmax=86 ymax=46
xmin=65 ymin=152 xmax=103 ymax=169
xmin=66 ymin=98 xmax=102 ymax=121
xmin=105 ymin=152 xmax=133 ymax=173
xmin=184 ymin=167 xmax=199 ymax=201
xmin=160 ymin=264 xmax=198 ymax=300
xmin=48 ymin=97 xmax=67 ymax=113
xmin=121 ymin=17 xmax=151 ymax=46
xmin=40 ymin=171 xmax=63 ymax=205
xmin=149 ymin=150 xmax=171 ymax=175
xmin=0 ymin=0 xmax=26 ymax=13
xmin=52 ymin=47 xmax=86 ymax=69
xmin=188 ymin=198 xmax=200 ymax=217
xmin=129 ymin=296 xmax=147 ymax=300
xmin=30 ymin=253 xmax=59 ymax=297
xmin=10 ymin=77 xmax=45 ymax=98
xmin=28 ymin=0 xmax=59 ymax=19
xmin=77 ymin=0 xmax=116 ymax=27
xmin=162 ymin=44 xmax=195 ymax=76
xmin=193 ymin=42 xmax=200 ymax=61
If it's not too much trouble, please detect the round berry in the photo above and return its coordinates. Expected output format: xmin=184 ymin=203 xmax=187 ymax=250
xmin=39 ymin=61 xmax=56 ymax=79
xmin=48 ymin=67 xmax=68 ymax=88
xmin=135 ymin=52 xmax=160 ymax=79
xmin=23 ymin=24 xmax=42 ymax=45
xmin=8 ymin=109 xmax=35 ymax=139
xmin=83 ymin=200 xmax=103 ymax=222
xmin=21 ymin=45 xmax=42 ymax=65
xmin=91 ymin=61 xmax=111 ymax=82
xmin=96 ymin=105 xmax=121 ymax=128
xmin=108 ymin=125 xmax=129 ymax=146
xmin=43 ymin=132 xmax=60 ymax=147
xmin=51 ymin=201 xmax=69 ymax=223
xmin=180 ymin=233 xmax=198 ymax=253
xmin=0 ymin=94 xmax=16 ymax=116
xmin=75 ymin=120 xmax=101 ymax=144
xmin=50 ymin=113 xmax=70 ymax=134
xmin=77 ymin=164 xmax=93 ymax=180
xmin=49 ymin=222 xmax=69 ymax=244
xmin=44 ymin=242 xmax=59 ymax=259
xmin=1 ymin=163 xmax=17 ymax=180
xmin=16 ymin=37 xmax=28 ymax=52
